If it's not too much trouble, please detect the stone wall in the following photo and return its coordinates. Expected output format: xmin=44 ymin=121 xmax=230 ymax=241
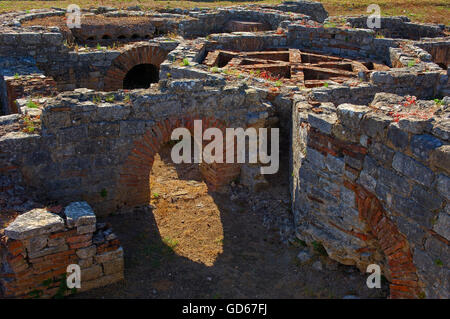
xmin=0 ymin=81 xmax=273 ymax=215
xmin=291 ymin=93 xmax=449 ymax=298
xmin=0 ymin=202 xmax=124 ymax=298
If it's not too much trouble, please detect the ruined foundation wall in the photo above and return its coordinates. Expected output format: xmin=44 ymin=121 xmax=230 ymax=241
xmin=287 ymin=25 xmax=398 ymax=62
xmin=291 ymin=94 xmax=449 ymax=298
xmin=0 ymin=202 xmax=124 ymax=298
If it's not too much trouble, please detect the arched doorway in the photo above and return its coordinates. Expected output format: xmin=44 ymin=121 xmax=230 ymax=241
xmin=103 ymin=44 xmax=169 ymax=91
xmin=123 ymin=63 xmax=159 ymax=90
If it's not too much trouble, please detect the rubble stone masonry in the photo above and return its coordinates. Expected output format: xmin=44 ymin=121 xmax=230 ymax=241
xmin=292 ymin=93 xmax=449 ymax=298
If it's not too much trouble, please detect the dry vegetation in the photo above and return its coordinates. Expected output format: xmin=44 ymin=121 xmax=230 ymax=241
xmin=0 ymin=0 xmax=448 ymax=24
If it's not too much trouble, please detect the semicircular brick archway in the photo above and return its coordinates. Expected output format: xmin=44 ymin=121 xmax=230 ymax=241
xmin=104 ymin=44 xmax=169 ymax=91
xmin=348 ymin=182 xmax=424 ymax=299
xmin=116 ymin=116 xmax=240 ymax=211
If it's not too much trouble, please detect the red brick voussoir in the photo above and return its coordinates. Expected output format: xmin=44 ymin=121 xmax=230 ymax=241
xmin=117 ymin=116 xmax=240 ymax=209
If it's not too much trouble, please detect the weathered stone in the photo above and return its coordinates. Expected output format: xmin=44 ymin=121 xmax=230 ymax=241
xmin=432 ymin=119 xmax=450 ymax=141
xmin=81 ymin=265 xmax=103 ymax=282
xmin=370 ymin=142 xmax=395 ymax=165
xmin=410 ymin=134 xmax=442 ymax=162
xmin=5 ymin=209 xmax=64 ymax=240
xmin=411 ymin=184 xmax=443 ymax=211
xmin=64 ymin=201 xmax=96 ymax=228
xmin=398 ymin=117 xmax=432 ymax=134
xmin=95 ymin=247 xmax=124 ymax=264
xmin=392 ymin=152 xmax=434 ymax=187
xmin=387 ymin=122 xmax=409 ymax=150
xmin=76 ymin=245 xmax=97 ymax=259
xmin=430 ymin=145 xmax=450 ymax=175
xmin=337 ymin=104 xmax=369 ymax=129
xmin=433 ymin=211 xmax=450 ymax=240
xmin=77 ymin=224 xmax=97 ymax=235
xmin=325 ymin=155 xmax=345 ymax=174
xmin=28 ymin=244 xmax=68 ymax=259
xmin=435 ymin=174 xmax=450 ymax=199
xmin=308 ymin=112 xmax=337 ymax=135
xmin=102 ymin=257 xmax=124 ymax=275
xmin=361 ymin=113 xmax=390 ymax=139
xmin=79 ymin=257 xmax=93 ymax=269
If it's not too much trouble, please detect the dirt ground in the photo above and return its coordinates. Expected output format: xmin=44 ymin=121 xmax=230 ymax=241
xmin=73 ymin=143 xmax=389 ymax=299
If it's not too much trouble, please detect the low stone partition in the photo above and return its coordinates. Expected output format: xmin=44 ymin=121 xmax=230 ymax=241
xmin=347 ymin=16 xmax=445 ymax=40
xmin=291 ymin=93 xmax=449 ymax=298
xmin=0 ymin=201 xmax=124 ymax=298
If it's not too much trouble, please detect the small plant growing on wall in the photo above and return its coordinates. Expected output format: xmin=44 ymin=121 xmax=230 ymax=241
xmin=105 ymin=95 xmax=115 ymax=103
xmin=181 ymin=58 xmax=190 ymax=66
xmin=26 ymin=100 xmax=39 ymax=108
xmin=92 ymin=95 xmax=102 ymax=104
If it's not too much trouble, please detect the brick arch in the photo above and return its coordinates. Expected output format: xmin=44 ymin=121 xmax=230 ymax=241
xmin=104 ymin=45 xmax=168 ymax=91
xmin=116 ymin=116 xmax=240 ymax=211
xmin=347 ymin=182 xmax=424 ymax=299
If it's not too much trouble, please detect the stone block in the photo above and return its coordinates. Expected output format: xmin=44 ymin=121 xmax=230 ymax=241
xmin=102 ymin=257 xmax=124 ymax=275
xmin=76 ymin=245 xmax=97 ymax=259
xmin=337 ymin=104 xmax=369 ymax=129
xmin=430 ymin=145 xmax=450 ymax=175
xmin=64 ymin=201 xmax=96 ymax=228
xmin=308 ymin=112 xmax=337 ymax=135
xmin=433 ymin=211 xmax=450 ymax=241
xmin=5 ymin=209 xmax=64 ymax=240
xmin=410 ymin=134 xmax=443 ymax=162
xmin=392 ymin=152 xmax=434 ymax=187
xmin=95 ymin=247 xmax=124 ymax=264
xmin=81 ymin=265 xmax=103 ymax=282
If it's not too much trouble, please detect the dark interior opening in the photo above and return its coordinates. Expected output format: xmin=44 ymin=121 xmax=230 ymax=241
xmin=131 ymin=34 xmax=140 ymax=39
xmin=118 ymin=35 xmax=127 ymax=39
xmin=123 ymin=63 xmax=159 ymax=90
xmin=102 ymin=34 xmax=111 ymax=39
xmin=437 ymin=63 xmax=448 ymax=70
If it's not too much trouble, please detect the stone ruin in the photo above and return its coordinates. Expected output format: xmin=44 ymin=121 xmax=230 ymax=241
xmin=0 ymin=1 xmax=448 ymax=299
